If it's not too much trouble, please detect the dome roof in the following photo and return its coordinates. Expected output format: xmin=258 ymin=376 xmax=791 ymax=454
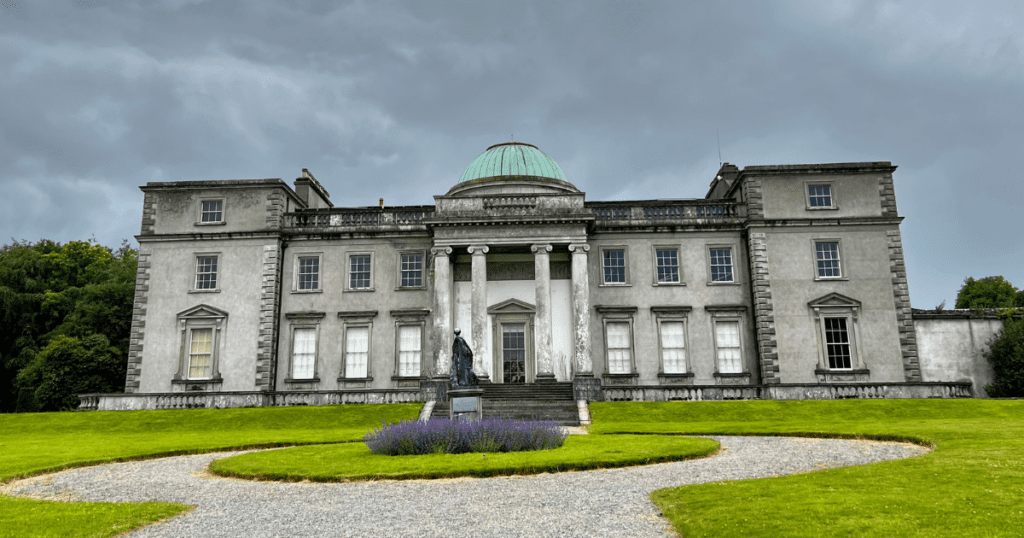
xmin=458 ymin=142 xmax=567 ymax=184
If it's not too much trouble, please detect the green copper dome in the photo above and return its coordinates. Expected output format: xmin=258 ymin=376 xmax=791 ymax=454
xmin=458 ymin=142 xmax=567 ymax=184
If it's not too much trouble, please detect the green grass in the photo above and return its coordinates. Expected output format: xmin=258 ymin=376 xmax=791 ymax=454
xmin=592 ymin=399 xmax=1024 ymax=538
xmin=209 ymin=434 xmax=720 ymax=481
xmin=0 ymin=404 xmax=420 ymax=538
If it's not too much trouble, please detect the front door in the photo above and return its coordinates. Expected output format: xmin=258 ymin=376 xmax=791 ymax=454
xmin=501 ymin=323 xmax=527 ymax=384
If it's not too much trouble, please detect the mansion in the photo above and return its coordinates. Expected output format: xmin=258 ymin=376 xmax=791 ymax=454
xmin=83 ymin=142 xmax=982 ymax=412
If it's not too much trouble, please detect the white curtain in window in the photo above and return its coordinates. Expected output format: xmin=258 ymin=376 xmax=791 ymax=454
xmin=398 ymin=325 xmax=421 ymax=377
xmin=715 ymin=321 xmax=742 ymax=374
xmin=661 ymin=321 xmax=686 ymax=374
xmin=292 ymin=328 xmax=316 ymax=379
xmin=346 ymin=326 xmax=369 ymax=378
xmin=188 ymin=328 xmax=213 ymax=379
xmin=606 ymin=322 xmax=631 ymax=374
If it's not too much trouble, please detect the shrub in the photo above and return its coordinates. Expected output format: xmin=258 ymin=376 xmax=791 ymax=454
xmin=364 ymin=417 xmax=568 ymax=455
xmin=985 ymin=318 xmax=1024 ymax=397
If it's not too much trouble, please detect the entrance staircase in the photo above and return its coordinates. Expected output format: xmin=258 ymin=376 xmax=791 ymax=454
xmin=430 ymin=382 xmax=579 ymax=426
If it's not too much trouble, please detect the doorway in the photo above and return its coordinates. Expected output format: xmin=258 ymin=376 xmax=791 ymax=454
xmin=501 ymin=323 xmax=527 ymax=384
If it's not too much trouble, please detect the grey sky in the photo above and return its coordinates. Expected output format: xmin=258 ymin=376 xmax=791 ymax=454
xmin=1 ymin=0 xmax=1021 ymax=307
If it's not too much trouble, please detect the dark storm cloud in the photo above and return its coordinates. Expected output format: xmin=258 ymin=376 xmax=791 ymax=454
xmin=1 ymin=0 xmax=1021 ymax=306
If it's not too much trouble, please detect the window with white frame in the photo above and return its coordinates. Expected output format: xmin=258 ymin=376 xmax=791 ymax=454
xmin=174 ymin=304 xmax=226 ymax=385
xmin=815 ymin=241 xmax=842 ymax=278
xmin=660 ymin=320 xmax=687 ymax=374
xmin=297 ymin=256 xmax=320 ymax=291
xmin=345 ymin=326 xmax=370 ymax=378
xmin=397 ymin=325 xmax=422 ymax=377
xmin=708 ymin=247 xmax=734 ymax=283
xmin=823 ymin=317 xmax=853 ymax=369
xmin=655 ymin=248 xmax=680 ymax=284
xmin=606 ymin=321 xmax=632 ymax=374
xmin=291 ymin=328 xmax=316 ymax=379
xmin=187 ymin=327 xmax=214 ymax=379
xmin=200 ymin=200 xmax=223 ymax=223
xmin=349 ymin=254 xmax=372 ymax=289
xmin=602 ymin=249 xmax=627 ymax=284
xmin=714 ymin=320 xmax=742 ymax=374
xmin=808 ymin=184 xmax=833 ymax=208
xmin=400 ymin=253 xmax=423 ymax=288
xmin=195 ymin=256 xmax=218 ymax=290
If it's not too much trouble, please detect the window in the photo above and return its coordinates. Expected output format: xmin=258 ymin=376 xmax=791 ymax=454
xmin=291 ymin=328 xmax=316 ymax=379
xmin=397 ymin=325 xmax=422 ymax=377
xmin=345 ymin=326 xmax=370 ymax=378
xmin=187 ymin=328 xmax=213 ymax=379
xmin=400 ymin=253 xmax=423 ymax=288
xmin=714 ymin=320 xmax=742 ymax=374
xmin=660 ymin=321 xmax=687 ymax=374
xmin=708 ymin=247 xmax=734 ymax=283
xmin=348 ymin=253 xmax=373 ymax=290
xmin=606 ymin=321 xmax=632 ymax=374
xmin=824 ymin=317 xmax=852 ymax=369
xmin=806 ymin=185 xmax=831 ymax=209
xmin=815 ymin=241 xmax=842 ymax=278
xmin=602 ymin=248 xmax=626 ymax=284
xmin=655 ymin=248 xmax=680 ymax=284
xmin=297 ymin=256 xmax=320 ymax=290
xmin=200 ymin=200 xmax=223 ymax=222
xmin=195 ymin=256 xmax=218 ymax=290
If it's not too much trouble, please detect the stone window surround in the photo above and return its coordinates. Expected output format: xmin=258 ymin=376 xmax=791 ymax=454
xmin=809 ymin=296 xmax=869 ymax=381
xmin=651 ymin=245 xmax=684 ymax=286
xmin=293 ymin=252 xmax=323 ymax=293
xmin=338 ymin=310 xmax=377 ymax=382
xmin=196 ymin=196 xmax=226 ymax=226
xmin=395 ymin=250 xmax=427 ymax=291
xmin=489 ymin=299 xmax=536 ymax=384
xmin=391 ymin=308 xmax=430 ymax=381
xmin=345 ymin=251 xmax=375 ymax=292
xmin=812 ymin=238 xmax=848 ymax=281
xmin=284 ymin=312 xmax=324 ymax=383
xmin=804 ymin=180 xmax=838 ymax=211
xmin=705 ymin=244 xmax=739 ymax=286
xmin=172 ymin=305 xmax=227 ymax=388
xmin=706 ymin=305 xmax=751 ymax=384
xmin=596 ymin=305 xmax=638 ymax=381
xmin=189 ymin=252 xmax=221 ymax=293
xmin=652 ymin=305 xmax=694 ymax=384
xmin=598 ymin=245 xmax=630 ymax=287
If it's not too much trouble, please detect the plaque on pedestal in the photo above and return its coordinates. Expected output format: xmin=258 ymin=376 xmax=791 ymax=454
xmin=448 ymin=387 xmax=484 ymax=421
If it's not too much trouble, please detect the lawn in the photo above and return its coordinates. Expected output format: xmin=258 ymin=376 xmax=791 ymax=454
xmin=591 ymin=399 xmax=1024 ymax=538
xmin=210 ymin=434 xmax=719 ymax=481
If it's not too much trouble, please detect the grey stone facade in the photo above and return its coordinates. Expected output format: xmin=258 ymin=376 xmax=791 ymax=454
xmin=87 ymin=143 xmax=977 ymax=410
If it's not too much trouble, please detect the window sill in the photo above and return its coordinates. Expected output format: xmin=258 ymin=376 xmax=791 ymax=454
xmin=706 ymin=281 xmax=740 ymax=286
xmin=814 ymin=368 xmax=870 ymax=383
xmin=813 ymin=277 xmax=849 ymax=282
xmin=653 ymin=281 xmax=685 ymax=287
xmin=805 ymin=206 xmax=839 ymax=211
xmin=394 ymin=286 xmax=427 ymax=292
xmin=344 ymin=288 xmax=375 ymax=293
xmin=284 ymin=377 xmax=320 ymax=384
xmin=194 ymin=221 xmax=227 ymax=226
xmin=337 ymin=376 xmax=373 ymax=382
xmin=172 ymin=377 xmax=222 ymax=384
xmin=291 ymin=289 xmax=324 ymax=294
xmin=598 ymin=283 xmax=631 ymax=288
xmin=188 ymin=289 xmax=221 ymax=294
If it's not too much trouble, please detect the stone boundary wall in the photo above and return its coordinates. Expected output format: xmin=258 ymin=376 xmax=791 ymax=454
xmin=601 ymin=381 xmax=971 ymax=402
xmin=80 ymin=389 xmax=422 ymax=411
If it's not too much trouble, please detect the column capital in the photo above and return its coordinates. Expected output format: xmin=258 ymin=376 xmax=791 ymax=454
xmin=531 ymin=243 xmax=553 ymax=254
xmin=568 ymin=243 xmax=591 ymax=253
xmin=467 ymin=245 xmax=489 ymax=255
xmin=430 ymin=246 xmax=453 ymax=257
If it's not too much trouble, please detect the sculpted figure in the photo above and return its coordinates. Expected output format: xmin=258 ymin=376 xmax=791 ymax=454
xmin=450 ymin=328 xmax=479 ymax=388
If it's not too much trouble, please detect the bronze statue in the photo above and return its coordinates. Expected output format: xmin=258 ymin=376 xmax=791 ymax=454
xmin=450 ymin=328 xmax=479 ymax=388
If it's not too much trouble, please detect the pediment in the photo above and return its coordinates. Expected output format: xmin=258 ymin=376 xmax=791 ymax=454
xmin=177 ymin=304 xmax=229 ymax=319
xmin=808 ymin=293 xmax=861 ymax=309
xmin=487 ymin=298 xmax=535 ymax=315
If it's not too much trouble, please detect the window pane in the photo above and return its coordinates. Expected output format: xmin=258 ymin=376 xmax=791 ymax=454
xmin=398 ymin=325 xmax=421 ymax=377
xmin=401 ymin=253 xmax=423 ymax=287
xmin=350 ymin=255 xmax=371 ymax=289
xmin=656 ymin=249 xmax=679 ymax=283
xmin=606 ymin=322 xmax=631 ymax=374
xmin=815 ymin=242 xmax=841 ymax=278
xmin=709 ymin=248 xmax=733 ymax=282
xmin=195 ymin=256 xmax=218 ymax=289
xmin=292 ymin=328 xmax=316 ymax=379
xmin=346 ymin=326 xmax=369 ymax=378
xmin=661 ymin=321 xmax=686 ymax=374
xmin=824 ymin=317 xmax=852 ymax=369
xmin=809 ymin=185 xmax=832 ymax=208
xmin=603 ymin=250 xmax=626 ymax=283
xmin=201 ymin=200 xmax=223 ymax=222
xmin=715 ymin=321 xmax=742 ymax=374
xmin=298 ymin=256 xmax=319 ymax=290
xmin=188 ymin=328 xmax=213 ymax=379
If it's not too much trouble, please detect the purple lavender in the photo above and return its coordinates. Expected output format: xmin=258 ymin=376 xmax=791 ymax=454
xmin=364 ymin=417 xmax=568 ymax=455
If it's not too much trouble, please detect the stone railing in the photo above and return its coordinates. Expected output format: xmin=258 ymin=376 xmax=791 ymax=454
xmin=482 ymin=195 xmax=538 ymax=210
xmin=587 ymin=200 xmax=746 ymax=226
xmin=284 ymin=207 xmax=435 ymax=231
xmin=78 ymin=389 xmax=423 ymax=411
xmin=598 ymin=381 xmax=972 ymax=402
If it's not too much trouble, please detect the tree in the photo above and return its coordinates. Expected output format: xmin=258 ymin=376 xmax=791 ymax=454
xmin=17 ymin=334 xmax=125 ymax=411
xmin=955 ymin=276 xmax=1020 ymax=309
xmin=985 ymin=318 xmax=1024 ymax=398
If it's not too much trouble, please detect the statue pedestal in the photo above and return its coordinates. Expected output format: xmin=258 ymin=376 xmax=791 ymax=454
xmin=448 ymin=387 xmax=484 ymax=422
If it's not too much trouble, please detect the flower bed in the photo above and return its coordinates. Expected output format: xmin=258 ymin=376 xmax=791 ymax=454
xmin=364 ymin=417 xmax=569 ymax=455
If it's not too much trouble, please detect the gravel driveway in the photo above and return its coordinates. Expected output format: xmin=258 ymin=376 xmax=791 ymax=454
xmin=5 ymin=436 xmax=927 ymax=538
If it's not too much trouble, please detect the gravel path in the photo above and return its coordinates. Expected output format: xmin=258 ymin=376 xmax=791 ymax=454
xmin=5 ymin=436 xmax=926 ymax=537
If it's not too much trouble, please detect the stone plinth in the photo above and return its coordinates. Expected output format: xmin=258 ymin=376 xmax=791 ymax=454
xmin=448 ymin=387 xmax=484 ymax=422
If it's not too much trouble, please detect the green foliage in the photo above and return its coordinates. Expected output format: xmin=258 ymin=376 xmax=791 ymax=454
xmin=955 ymin=276 xmax=1020 ymax=309
xmin=0 ymin=239 xmax=137 ymax=412
xmin=18 ymin=334 xmax=125 ymax=411
xmin=985 ymin=318 xmax=1024 ymax=397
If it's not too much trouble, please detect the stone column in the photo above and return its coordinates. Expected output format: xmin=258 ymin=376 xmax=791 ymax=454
xmin=468 ymin=244 xmax=490 ymax=382
xmin=431 ymin=246 xmax=453 ymax=379
xmin=569 ymin=243 xmax=592 ymax=375
xmin=532 ymin=243 xmax=556 ymax=383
